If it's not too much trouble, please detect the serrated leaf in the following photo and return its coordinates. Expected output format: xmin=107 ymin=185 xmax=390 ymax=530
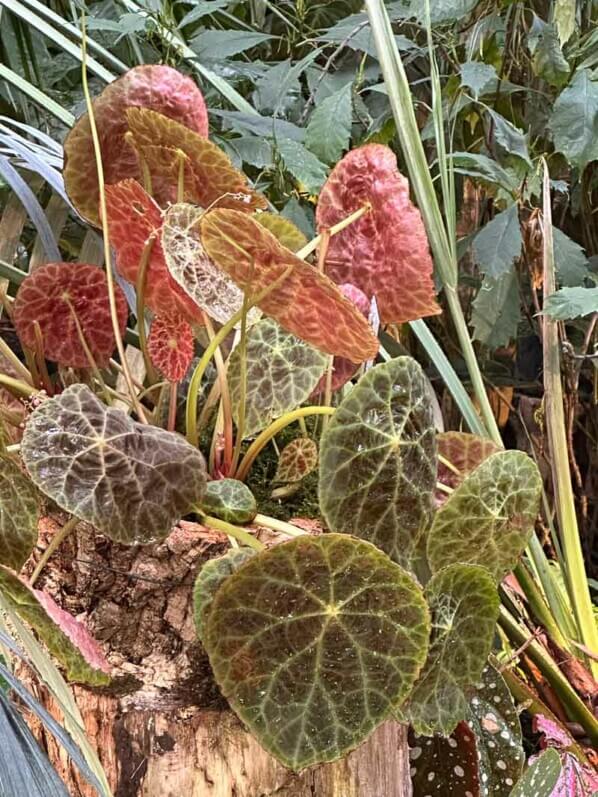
xmin=543 ymin=286 xmax=598 ymax=320
xmin=204 ymin=533 xmax=430 ymax=770
xmin=427 ymin=451 xmax=542 ymax=580
xmin=21 ymin=384 xmax=206 ymax=545
xmin=305 ymin=82 xmax=353 ymax=165
xmin=13 ymin=262 xmax=128 ymax=368
xmin=190 ymin=30 xmax=274 ymax=60
xmin=472 ymin=206 xmax=522 ymax=279
xmin=200 ymin=209 xmax=379 ymax=363
xmin=450 ymin=152 xmax=518 ymax=193
xmin=0 ymin=457 xmax=39 ymax=571
xmin=147 ymin=315 xmax=194 ymax=382
xmin=436 ymin=432 xmax=501 ymax=505
xmin=531 ymin=21 xmax=570 ymax=88
xmin=319 ymin=357 xmax=437 ymax=571
xmin=549 ymin=69 xmax=598 ymax=171
xmin=316 ymin=145 xmax=441 ymax=324
xmin=471 ymin=271 xmax=520 ymax=348
xmin=193 ymin=547 xmax=255 ymax=643
xmin=460 ymin=61 xmax=499 ymax=99
xmin=0 ymin=566 xmax=109 ymax=685
xmin=255 ymin=212 xmax=307 ymax=252
xmin=409 ymin=721 xmax=480 ymax=796
xmin=553 ymin=228 xmax=590 ymax=287
xmin=488 ymin=111 xmax=532 ymax=168
xmin=228 ymin=317 xmax=328 ymax=437
xmin=510 ymin=749 xmax=562 ymax=797
xmin=274 ymin=438 xmax=318 ymax=484
xmin=200 ymin=479 xmax=257 ymax=524
xmin=64 ymin=65 xmax=208 ymax=225
xmin=416 ymin=0 xmax=480 ymax=24
xmin=401 ymin=564 xmax=499 ymax=735
xmin=277 ymin=137 xmax=329 ymax=194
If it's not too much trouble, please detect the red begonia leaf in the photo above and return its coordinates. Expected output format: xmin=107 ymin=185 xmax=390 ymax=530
xmin=104 ymin=179 xmax=204 ymax=323
xmin=436 ymin=432 xmax=501 ymax=506
xmin=148 ymin=315 xmax=194 ymax=382
xmin=126 ymin=108 xmax=266 ymax=211
xmin=316 ymin=144 xmax=441 ymax=324
xmin=12 ymin=262 xmax=127 ymax=368
xmin=200 ymin=209 xmax=379 ymax=363
xmin=64 ymin=65 xmax=208 ymax=226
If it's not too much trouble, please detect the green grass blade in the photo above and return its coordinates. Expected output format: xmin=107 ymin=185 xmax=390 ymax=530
xmin=0 ymin=65 xmax=75 ymax=126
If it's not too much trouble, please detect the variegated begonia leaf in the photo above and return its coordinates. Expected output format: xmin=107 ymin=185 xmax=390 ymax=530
xmin=399 ymin=564 xmax=499 ymax=736
xmin=255 ymin=212 xmax=307 ymax=252
xmin=204 ymin=533 xmax=430 ymax=771
xmin=532 ymin=715 xmax=598 ymax=796
xmin=436 ymin=431 xmax=501 ymax=506
xmin=318 ymin=357 xmax=437 ymax=571
xmin=200 ymin=209 xmax=379 ymax=363
xmin=104 ymin=180 xmax=204 ymax=323
xmin=427 ymin=451 xmax=542 ymax=580
xmin=273 ymin=438 xmax=318 ymax=484
xmin=64 ymin=65 xmax=208 ymax=225
xmin=228 ymin=317 xmax=328 ymax=437
xmin=147 ymin=315 xmax=194 ymax=382
xmin=126 ymin=107 xmax=266 ymax=211
xmin=409 ymin=721 xmax=480 ymax=797
xmin=13 ymin=262 xmax=128 ymax=368
xmin=0 ymin=565 xmax=110 ymax=685
xmin=193 ymin=546 xmax=255 ymax=643
xmin=200 ymin=479 xmax=257 ymax=524
xmin=316 ymin=144 xmax=441 ymax=324
xmin=161 ymin=202 xmax=258 ymax=326
xmin=0 ymin=457 xmax=39 ymax=571
xmin=510 ymin=749 xmax=562 ymax=797
xmin=21 ymin=384 xmax=206 ymax=544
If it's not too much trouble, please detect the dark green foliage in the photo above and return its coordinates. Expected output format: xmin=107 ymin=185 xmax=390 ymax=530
xmin=200 ymin=479 xmax=257 ymax=524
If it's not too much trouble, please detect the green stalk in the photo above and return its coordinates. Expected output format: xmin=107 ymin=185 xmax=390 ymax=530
xmin=541 ymin=162 xmax=598 ymax=678
xmin=513 ymin=561 xmax=570 ymax=652
xmin=253 ymin=514 xmax=305 ymax=538
xmin=0 ymin=373 xmax=37 ymax=397
xmin=197 ymin=512 xmax=264 ymax=551
xmin=30 ymin=517 xmax=79 ymax=586
xmin=230 ymin=292 xmax=250 ymax=476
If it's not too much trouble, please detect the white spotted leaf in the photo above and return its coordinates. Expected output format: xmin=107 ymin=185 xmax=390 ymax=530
xmin=409 ymin=721 xmax=480 ymax=796
xmin=509 ymin=749 xmax=562 ymax=797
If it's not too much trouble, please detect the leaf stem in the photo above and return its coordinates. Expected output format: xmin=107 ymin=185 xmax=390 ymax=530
xmin=296 ymin=203 xmax=370 ymax=260
xmin=254 ymin=514 xmax=305 ymax=537
xmin=230 ymin=293 xmax=250 ymax=476
xmin=135 ymin=234 xmax=158 ymax=386
xmin=196 ymin=511 xmax=264 ymax=551
xmin=30 ymin=517 xmax=79 ymax=586
xmin=0 ymin=373 xmax=37 ymax=397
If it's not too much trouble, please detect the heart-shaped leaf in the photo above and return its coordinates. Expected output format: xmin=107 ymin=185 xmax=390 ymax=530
xmin=204 ymin=533 xmax=430 ymax=770
xmin=510 ymin=749 xmax=562 ymax=797
xmin=0 ymin=566 xmax=109 ymax=685
xmin=427 ymin=451 xmax=542 ymax=580
xmin=200 ymin=479 xmax=257 ymax=524
xmin=64 ymin=65 xmax=208 ymax=225
xmin=436 ymin=432 xmax=501 ymax=505
xmin=126 ymin=107 xmax=266 ymax=211
xmin=105 ymin=179 xmax=204 ymax=323
xmin=147 ymin=315 xmax=194 ymax=382
xmin=400 ymin=564 xmax=499 ymax=736
xmin=255 ymin=213 xmax=308 ymax=252
xmin=227 ymin=317 xmax=328 ymax=437
xmin=193 ymin=546 xmax=255 ymax=643
xmin=13 ymin=262 xmax=128 ymax=368
xmin=316 ymin=144 xmax=441 ymax=324
xmin=273 ymin=438 xmax=318 ymax=484
xmin=318 ymin=357 xmax=437 ymax=571
xmin=409 ymin=721 xmax=481 ymax=796
xmin=0 ymin=457 xmax=39 ymax=571
xmin=161 ymin=202 xmax=259 ymax=325
xmin=21 ymin=384 xmax=206 ymax=544
xmin=200 ymin=209 xmax=379 ymax=363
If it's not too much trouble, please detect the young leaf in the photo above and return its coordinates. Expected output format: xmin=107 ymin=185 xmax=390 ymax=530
xmin=147 ymin=315 xmax=194 ymax=382
xmin=64 ymin=65 xmax=208 ymax=225
xmin=549 ymin=69 xmax=598 ymax=171
xmin=542 ymin=286 xmax=598 ymax=320
xmin=471 ymin=206 xmax=523 ymax=279
xmin=254 ymin=213 xmax=307 ymax=252
xmin=276 ymin=137 xmax=330 ymax=195
xmin=200 ymin=479 xmax=257 ymax=524
xmin=228 ymin=317 xmax=328 ymax=437
xmin=0 ymin=566 xmax=109 ymax=685
xmin=305 ymin=82 xmax=353 ymax=164
xmin=105 ymin=180 xmax=204 ymax=323
xmin=427 ymin=451 xmax=542 ymax=580
xmin=204 ymin=533 xmax=430 ymax=770
xmin=509 ymin=749 xmax=562 ymax=797
xmin=193 ymin=547 xmax=255 ymax=643
xmin=0 ymin=457 xmax=39 ymax=571
xmin=21 ymin=384 xmax=206 ymax=545
xmin=400 ymin=564 xmax=499 ymax=735
xmin=316 ymin=144 xmax=441 ymax=324
xmin=13 ymin=262 xmax=128 ymax=368
xmin=409 ymin=721 xmax=480 ymax=797
xmin=436 ymin=431 xmax=500 ymax=505
xmin=319 ymin=357 xmax=437 ymax=571
xmin=200 ymin=209 xmax=379 ymax=363
xmin=471 ymin=271 xmax=521 ymax=348
xmin=274 ymin=438 xmax=318 ymax=484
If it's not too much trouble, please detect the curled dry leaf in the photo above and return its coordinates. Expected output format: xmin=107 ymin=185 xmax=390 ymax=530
xmin=200 ymin=209 xmax=379 ymax=363
xmin=104 ymin=179 xmax=204 ymax=323
xmin=64 ymin=65 xmax=208 ymax=225
xmin=436 ymin=431 xmax=501 ymax=506
xmin=147 ymin=315 xmax=194 ymax=382
xmin=316 ymin=144 xmax=441 ymax=324
xmin=13 ymin=262 xmax=128 ymax=368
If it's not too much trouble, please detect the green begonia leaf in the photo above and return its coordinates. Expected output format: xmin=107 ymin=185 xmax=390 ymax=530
xmin=0 ymin=457 xmax=39 ymax=570
xmin=204 ymin=533 xmax=430 ymax=770
xmin=228 ymin=318 xmax=328 ymax=437
xmin=436 ymin=432 xmax=500 ymax=505
xmin=427 ymin=451 xmax=542 ymax=580
xmin=21 ymin=384 xmax=206 ymax=545
xmin=510 ymin=749 xmax=562 ymax=797
xmin=318 ymin=357 xmax=437 ymax=571
xmin=200 ymin=479 xmax=257 ymax=524
xmin=399 ymin=564 xmax=499 ymax=735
